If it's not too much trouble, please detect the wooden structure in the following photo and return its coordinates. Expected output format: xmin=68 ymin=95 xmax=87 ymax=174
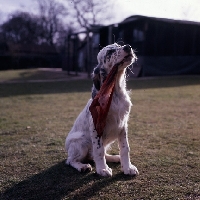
xmin=0 ymin=43 xmax=60 ymax=70
xmin=99 ymin=15 xmax=200 ymax=76
xmin=62 ymin=25 xmax=102 ymax=77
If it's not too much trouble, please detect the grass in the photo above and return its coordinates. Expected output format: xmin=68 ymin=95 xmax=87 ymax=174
xmin=0 ymin=68 xmax=86 ymax=83
xmin=0 ymin=70 xmax=200 ymax=199
xmin=0 ymin=68 xmax=60 ymax=81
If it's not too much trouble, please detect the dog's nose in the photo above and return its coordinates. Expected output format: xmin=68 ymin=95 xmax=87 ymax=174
xmin=123 ymin=44 xmax=131 ymax=53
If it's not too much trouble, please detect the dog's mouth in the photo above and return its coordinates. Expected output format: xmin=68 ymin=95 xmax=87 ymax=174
xmin=124 ymin=54 xmax=133 ymax=60
xmin=120 ymin=53 xmax=135 ymax=65
xmin=112 ymin=48 xmax=136 ymax=69
xmin=113 ymin=54 xmax=134 ymax=69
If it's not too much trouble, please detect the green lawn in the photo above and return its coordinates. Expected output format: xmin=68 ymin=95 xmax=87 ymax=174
xmin=0 ymin=74 xmax=200 ymax=199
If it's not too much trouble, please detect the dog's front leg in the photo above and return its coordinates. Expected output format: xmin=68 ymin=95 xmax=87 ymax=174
xmin=91 ymin=130 xmax=112 ymax=177
xmin=118 ymin=128 xmax=139 ymax=175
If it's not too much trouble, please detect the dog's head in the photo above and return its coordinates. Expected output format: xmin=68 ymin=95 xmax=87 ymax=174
xmin=92 ymin=43 xmax=137 ymax=98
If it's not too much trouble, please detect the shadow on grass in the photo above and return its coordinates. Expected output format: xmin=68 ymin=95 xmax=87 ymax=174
xmin=0 ymin=80 xmax=92 ymax=98
xmin=0 ymin=76 xmax=200 ymax=98
xmin=1 ymin=161 xmax=134 ymax=200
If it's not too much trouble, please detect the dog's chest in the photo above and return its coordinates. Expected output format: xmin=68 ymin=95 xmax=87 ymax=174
xmin=102 ymin=93 xmax=131 ymax=144
xmin=107 ymin=92 xmax=131 ymax=129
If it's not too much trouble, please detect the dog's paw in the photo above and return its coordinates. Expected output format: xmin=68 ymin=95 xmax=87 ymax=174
xmin=66 ymin=160 xmax=92 ymax=173
xmin=80 ymin=164 xmax=93 ymax=172
xmin=123 ymin=164 xmax=139 ymax=176
xmin=96 ymin=166 xmax=112 ymax=177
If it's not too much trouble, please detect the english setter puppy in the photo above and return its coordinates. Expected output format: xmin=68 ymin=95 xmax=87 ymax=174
xmin=65 ymin=43 xmax=139 ymax=177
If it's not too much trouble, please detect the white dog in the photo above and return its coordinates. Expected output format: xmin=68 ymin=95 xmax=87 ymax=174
xmin=65 ymin=43 xmax=139 ymax=177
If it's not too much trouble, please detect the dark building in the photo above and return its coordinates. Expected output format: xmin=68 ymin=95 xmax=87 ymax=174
xmin=99 ymin=15 xmax=200 ymax=76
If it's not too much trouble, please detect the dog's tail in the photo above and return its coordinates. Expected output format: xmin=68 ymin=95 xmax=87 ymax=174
xmin=105 ymin=154 xmax=120 ymax=163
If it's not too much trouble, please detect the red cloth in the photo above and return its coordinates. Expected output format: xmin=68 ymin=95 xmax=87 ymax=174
xmin=89 ymin=65 xmax=119 ymax=137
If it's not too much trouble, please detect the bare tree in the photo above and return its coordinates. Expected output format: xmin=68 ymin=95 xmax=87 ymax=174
xmin=68 ymin=0 xmax=114 ymax=30
xmin=36 ymin=0 xmax=68 ymax=46
xmin=1 ymin=12 xmax=43 ymax=44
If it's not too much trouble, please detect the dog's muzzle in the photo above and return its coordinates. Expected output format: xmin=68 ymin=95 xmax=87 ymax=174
xmin=123 ymin=44 xmax=132 ymax=53
xmin=122 ymin=44 xmax=135 ymax=63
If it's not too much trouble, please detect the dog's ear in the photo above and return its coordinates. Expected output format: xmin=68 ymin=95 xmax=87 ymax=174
xmin=92 ymin=65 xmax=100 ymax=90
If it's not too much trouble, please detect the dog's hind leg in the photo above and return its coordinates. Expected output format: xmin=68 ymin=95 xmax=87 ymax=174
xmin=105 ymin=153 xmax=120 ymax=163
xmin=66 ymin=141 xmax=92 ymax=172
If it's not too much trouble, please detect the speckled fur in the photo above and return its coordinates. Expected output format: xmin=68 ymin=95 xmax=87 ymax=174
xmin=65 ymin=43 xmax=139 ymax=176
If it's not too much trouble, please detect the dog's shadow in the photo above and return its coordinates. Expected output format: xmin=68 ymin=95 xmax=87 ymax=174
xmin=1 ymin=161 xmax=135 ymax=200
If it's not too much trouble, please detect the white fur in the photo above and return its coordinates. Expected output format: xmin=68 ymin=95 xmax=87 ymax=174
xmin=65 ymin=43 xmax=139 ymax=176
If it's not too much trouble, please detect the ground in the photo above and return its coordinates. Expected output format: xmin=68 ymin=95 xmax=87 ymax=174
xmin=0 ymin=69 xmax=200 ymax=199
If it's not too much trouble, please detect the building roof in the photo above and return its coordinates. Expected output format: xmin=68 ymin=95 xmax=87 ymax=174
xmin=122 ymin=15 xmax=200 ymax=26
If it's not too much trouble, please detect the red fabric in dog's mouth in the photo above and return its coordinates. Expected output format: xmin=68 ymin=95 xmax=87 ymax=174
xmin=89 ymin=64 xmax=119 ymax=137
